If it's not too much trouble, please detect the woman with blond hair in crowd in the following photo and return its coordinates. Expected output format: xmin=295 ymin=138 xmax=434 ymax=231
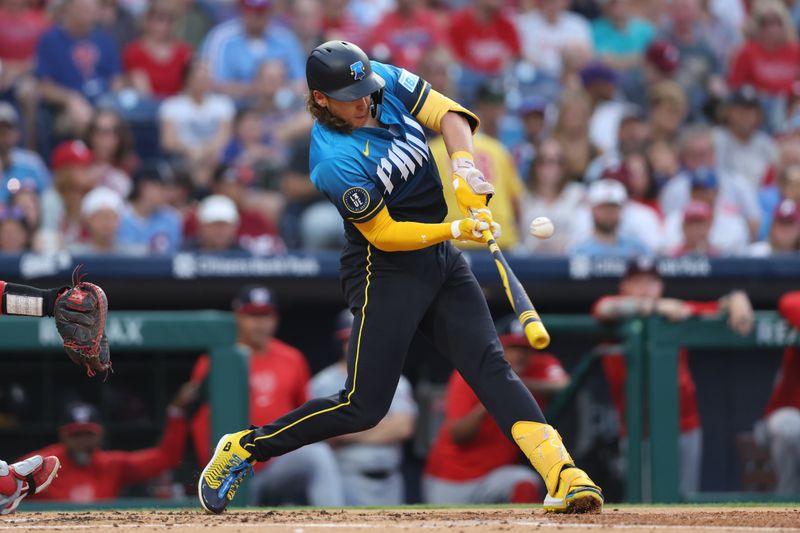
xmin=519 ymin=138 xmax=586 ymax=254
xmin=551 ymin=88 xmax=598 ymax=182
xmin=728 ymin=0 xmax=799 ymax=128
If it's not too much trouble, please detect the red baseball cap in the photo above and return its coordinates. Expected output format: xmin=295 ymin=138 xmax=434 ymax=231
xmin=51 ymin=140 xmax=94 ymax=171
xmin=683 ymin=200 xmax=713 ymax=222
xmin=774 ymin=199 xmax=800 ymax=223
xmin=646 ymin=40 xmax=680 ymax=74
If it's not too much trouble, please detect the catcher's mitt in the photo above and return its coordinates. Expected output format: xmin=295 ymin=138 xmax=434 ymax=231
xmin=54 ymin=278 xmax=111 ymax=377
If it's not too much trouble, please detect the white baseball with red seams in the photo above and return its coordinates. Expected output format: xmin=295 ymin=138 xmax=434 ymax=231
xmin=529 ymin=217 xmax=554 ymax=239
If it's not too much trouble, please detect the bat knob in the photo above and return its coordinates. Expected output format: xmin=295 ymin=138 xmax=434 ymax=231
xmin=524 ymin=321 xmax=551 ymax=350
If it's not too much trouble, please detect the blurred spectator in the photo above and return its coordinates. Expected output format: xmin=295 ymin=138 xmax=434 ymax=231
xmin=239 ymin=60 xmax=311 ymax=173
xmin=760 ymin=161 xmax=800 ymax=239
xmin=754 ymin=291 xmax=800 ymax=494
xmin=593 ymin=257 xmax=754 ymax=496
xmin=701 ymin=0 xmax=743 ymax=68
xmin=310 ymin=310 xmax=417 ymax=506
xmin=174 ymin=0 xmax=213 ymax=51
xmin=118 ymin=163 xmax=182 ymax=255
xmin=746 ymin=199 xmax=800 ymax=257
xmin=70 ymin=186 xmax=131 ymax=255
xmin=84 ymin=109 xmax=135 ymax=197
xmin=122 ymin=0 xmax=193 ymax=99
xmin=660 ymin=125 xmax=761 ymax=238
xmin=661 ymin=166 xmax=751 ymax=255
xmin=447 ymin=0 xmax=521 ymax=98
xmin=96 ymin=0 xmax=136 ymax=51
xmin=278 ymin=136 xmax=327 ymax=249
xmin=515 ymin=0 xmax=593 ymax=79
xmin=0 ymin=102 xmax=50 ymax=205
xmin=37 ymin=140 xmax=98 ymax=252
xmin=159 ymin=61 xmax=235 ymax=192
xmin=669 ymin=200 xmax=718 ymax=256
xmin=713 ymin=86 xmax=778 ymax=190
xmin=585 ymin=105 xmax=649 ymax=183
xmin=622 ymin=152 xmax=659 ymax=212
xmin=511 ymin=95 xmax=549 ymax=181
xmin=35 ymin=0 xmax=123 ymax=137
xmin=366 ymin=0 xmax=442 ymax=72
xmin=222 ymin=107 xmax=276 ymax=171
xmin=200 ymin=0 xmax=305 ymax=99
xmin=582 ymin=61 xmax=630 ymax=155
xmin=659 ymin=0 xmax=725 ymax=119
xmin=186 ymin=194 xmax=241 ymax=252
xmin=289 ymin=0 xmax=324 ymax=55
xmin=647 ymin=80 xmax=688 ymax=146
xmin=9 ymin=185 xmax=40 ymax=233
xmin=552 ymin=88 xmax=597 ymax=182
xmin=189 ymin=286 xmax=345 ymax=506
xmin=422 ymin=316 xmax=568 ymax=504
xmin=591 ymin=0 xmax=655 ymax=73
xmin=0 ymin=0 xmax=51 ymax=148
xmin=571 ymin=178 xmax=650 ymax=257
xmin=728 ymin=0 xmax=799 ymax=99
xmin=519 ymin=138 xmax=586 ymax=254
xmin=26 ymin=396 xmax=191 ymax=502
xmin=0 ymin=207 xmax=32 ymax=253
xmin=208 ymin=164 xmax=284 ymax=255
xmin=320 ymin=0 xmax=362 ymax=44
xmin=646 ymin=139 xmax=681 ymax=188
xmin=434 ymin=82 xmax=524 ymax=249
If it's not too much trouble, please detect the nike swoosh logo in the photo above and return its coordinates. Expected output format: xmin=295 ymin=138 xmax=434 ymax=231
xmin=362 ymin=140 xmax=370 ymax=157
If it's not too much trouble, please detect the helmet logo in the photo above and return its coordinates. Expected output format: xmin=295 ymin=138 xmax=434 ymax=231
xmin=350 ymin=61 xmax=366 ymax=81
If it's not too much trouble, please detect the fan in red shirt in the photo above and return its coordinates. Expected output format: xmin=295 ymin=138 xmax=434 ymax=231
xmin=446 ymin=0 xmax=521 ymax=76
xmin=756 ymin=291 xmax=800 ymax=494
xmin=25 ymin=393 xmax=191 ymax=503
xmin=0 ymin=0 xmax=50 ymax=85
xmin=592 ymin=257 xmax=754 ymax=496
xmin=366 ymin=0 xmax=444 ymax=71
xmin=122 ymin=0 xmax=193 ymax=99
xmin=422 ymin=316 xmax=569 ymax=504
xmin=728 ymin=1 xmax=800 ymax=98
xmin=189 ymin=285 xmax=344 ymax=506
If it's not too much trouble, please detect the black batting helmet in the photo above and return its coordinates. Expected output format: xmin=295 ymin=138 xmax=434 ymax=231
xmin=306 ymin=41 xmax=385 ymax=103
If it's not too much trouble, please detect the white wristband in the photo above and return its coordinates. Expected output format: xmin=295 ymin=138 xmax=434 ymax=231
xmin=451 ymin=220 xmax=462 ymax=239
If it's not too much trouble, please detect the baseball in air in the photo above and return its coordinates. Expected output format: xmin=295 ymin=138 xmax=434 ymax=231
xmin=529 ymin=217 xmax=554 ymax=239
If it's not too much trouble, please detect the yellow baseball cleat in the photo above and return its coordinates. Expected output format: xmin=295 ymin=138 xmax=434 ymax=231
xmin=542 ymin=466 xmax=603 ymax=513
xmin=198 ymin=429 xmax=255 ymax=514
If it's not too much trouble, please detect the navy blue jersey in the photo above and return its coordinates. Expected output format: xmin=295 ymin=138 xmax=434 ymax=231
xmin=310 ymin=61 xmax=447 ymax=245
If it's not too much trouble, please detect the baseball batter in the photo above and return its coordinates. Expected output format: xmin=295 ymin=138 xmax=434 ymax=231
xmin=199 ymin=41 xmax=602 ymax=515
xmin=0 ymin=278 xmax=109 ymax=514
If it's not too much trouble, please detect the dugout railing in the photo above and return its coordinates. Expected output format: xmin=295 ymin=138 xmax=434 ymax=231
xmin=5 ymin=311 xmax=797 ymax=509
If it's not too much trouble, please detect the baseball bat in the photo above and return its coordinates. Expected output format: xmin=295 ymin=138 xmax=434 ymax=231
xmin=482 ymin=230 xmax=551 ymax=350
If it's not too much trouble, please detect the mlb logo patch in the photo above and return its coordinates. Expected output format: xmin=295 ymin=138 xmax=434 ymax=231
xmin=350 ymin=61 xmax=366 ymax=81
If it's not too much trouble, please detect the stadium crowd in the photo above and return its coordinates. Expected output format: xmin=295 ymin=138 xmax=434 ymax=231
xmin=0 ymin=0 xmax=799 ymax=256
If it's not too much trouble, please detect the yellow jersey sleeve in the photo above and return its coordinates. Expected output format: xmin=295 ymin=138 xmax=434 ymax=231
xmin=412 ymin=85 xmax=480 ymax=135
xmin=354 ymin=205 xmax=453 ymax=252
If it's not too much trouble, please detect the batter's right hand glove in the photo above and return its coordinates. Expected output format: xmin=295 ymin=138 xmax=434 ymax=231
xmin=450 ymin=218 xmax=501 ymax=243
xmin=452 ymin=152 xmax=494 ymax=216
xmin=54 ymin=276 xmax=111 ymax=378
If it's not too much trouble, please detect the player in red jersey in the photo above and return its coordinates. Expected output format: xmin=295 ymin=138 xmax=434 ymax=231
xmin=592 ymin=257 xmax=753 ymax=496
xmin=755 ymin=291 xmax=800 ymax=493
xmin=423 ymin=316 xmax=569 ymax=504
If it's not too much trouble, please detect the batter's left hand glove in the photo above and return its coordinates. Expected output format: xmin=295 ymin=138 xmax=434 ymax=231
xmin=54 ymin=274 xmax=111 ymax=378
xmin=472 ymin=208 xmax=502 ymax=240
xmin=452 ymin=152 xmax=494 ymax=216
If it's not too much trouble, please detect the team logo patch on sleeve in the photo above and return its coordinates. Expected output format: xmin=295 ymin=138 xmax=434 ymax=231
xmin=398 ymin=69 xmax=420 ymax=92
xmin=342 ymin=187 xmax=370 ymax=214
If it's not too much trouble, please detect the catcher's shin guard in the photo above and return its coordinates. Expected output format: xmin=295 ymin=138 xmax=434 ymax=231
xmin=512 ymin=421 xmax=603 ymax=513
xmin=198 ymin=429 xmax=255 ymax=514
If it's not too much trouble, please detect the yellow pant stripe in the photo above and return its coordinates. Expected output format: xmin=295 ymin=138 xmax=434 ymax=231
xmin=250 ymin=245 xmax=373 ymax=444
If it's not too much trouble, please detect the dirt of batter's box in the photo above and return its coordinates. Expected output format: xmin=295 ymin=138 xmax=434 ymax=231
xmin=2 ymin=506 xmax=800 ymax=532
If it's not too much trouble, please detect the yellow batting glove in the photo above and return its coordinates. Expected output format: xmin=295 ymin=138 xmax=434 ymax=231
xmin=450 ymin=218 xmax=490 ymax=243
xmin=452 ymin=151 xmax=494 ymax=217
xmin=472 ymin=208 xmax=502 ymax=240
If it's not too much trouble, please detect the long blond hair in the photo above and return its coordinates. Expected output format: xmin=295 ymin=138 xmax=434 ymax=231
xmin=746 ymin=0 xmax=797 ymax=42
